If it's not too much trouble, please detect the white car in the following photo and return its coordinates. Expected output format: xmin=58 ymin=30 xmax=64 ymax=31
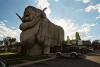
xmin=56 ymin=52 xmax=83 ymax=58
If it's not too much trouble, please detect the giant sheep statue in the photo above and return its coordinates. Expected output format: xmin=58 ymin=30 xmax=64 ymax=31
xmin=17 ymin=6 xmax=64 ymax=56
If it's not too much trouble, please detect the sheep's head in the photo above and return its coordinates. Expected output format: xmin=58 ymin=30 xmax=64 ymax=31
xmin=21 ymin=6 xmax=47 ymax=22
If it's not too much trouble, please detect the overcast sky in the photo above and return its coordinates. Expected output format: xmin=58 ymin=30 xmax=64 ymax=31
xmin=0 ymin=0 xmax=100 ymax=41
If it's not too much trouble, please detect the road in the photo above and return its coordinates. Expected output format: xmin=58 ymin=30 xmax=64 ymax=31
xmin=20 ymin=56 xmax=100 ymax=67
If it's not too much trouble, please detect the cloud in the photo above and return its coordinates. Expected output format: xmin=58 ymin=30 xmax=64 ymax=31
xmin=0 ymin=21 xmax=21 ymax=42
xmin=96 ymin=15 xmax=100 ymax=19
xmin=85 ymin=5 xmax=96 ymax=12
xmin=53 ymin=19 xmax=77 ymax=40
xmin=52 ymin=18 xmax=97 ymax=40
xmin=35 ymin=0 xmax=97 ymax=40
xmin=85 ymin=4 xmax=100 ymax=20
xmin=85 ymin=4 xmax=100 ymax=13
xmin=36 ymin=0 xmax=51 ymax=17
xmin=78 ymin=23 xmax=97 ymax=40
xmin=75 ymin=0 xmax=91 ymax=3
xmin=54 ymin=0 xmax=59 ymax=2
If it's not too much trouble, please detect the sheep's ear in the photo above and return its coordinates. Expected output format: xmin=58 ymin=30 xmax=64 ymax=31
xmin=43 ymin=8 xmax=47 ymax=12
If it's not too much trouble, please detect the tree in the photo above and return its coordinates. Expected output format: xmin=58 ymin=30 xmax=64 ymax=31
xmin=92 ymin=40 xmax=100 ymax=45
xmin=82 ymin=40 xmax=91 ymax=46
xmin=3 ymin=37 xmax=11 ymax=51
xmin=66 ymin=36 xmax=71 ymax=45
xmin=3 ymin=37 xmax=17 ymax=51
xmin=92 ymin=40 xmax=100 ymax=49
xmin=75 ymin=32 xmax=81 ymax=41
xmin=10 ymin=38 xmax=16 ymax=45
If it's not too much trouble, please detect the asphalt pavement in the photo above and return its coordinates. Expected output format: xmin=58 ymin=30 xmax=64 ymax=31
xmin=20 ymin=56 xmax=100 ymax=67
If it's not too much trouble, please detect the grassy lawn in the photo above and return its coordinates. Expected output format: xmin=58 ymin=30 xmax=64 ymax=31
xmin=0 ymin=52 xmax=50 ymax=66
xmin=0 ymin=52 xmax=16 ymax=55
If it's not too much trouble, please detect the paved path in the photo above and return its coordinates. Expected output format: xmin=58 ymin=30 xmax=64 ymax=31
xmin=10 ymin=57 xmax=56 ymax=67
xmin=86 ymin=56 xmax=100 ymax=64
xmin=19 ymin=56 xmax=100 ymax=67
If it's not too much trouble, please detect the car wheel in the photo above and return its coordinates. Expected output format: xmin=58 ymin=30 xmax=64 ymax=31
xmin=56 ymin=52 xmax=62 ymax=57
xmin=70 ymin=53 xmax=77 ymax=58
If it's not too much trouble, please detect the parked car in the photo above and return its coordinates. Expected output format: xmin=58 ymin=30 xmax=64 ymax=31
xmin=56 ymin=51 xmax=84 ymax=58
xmin=88 ymin=47 xmax=94 ymax=52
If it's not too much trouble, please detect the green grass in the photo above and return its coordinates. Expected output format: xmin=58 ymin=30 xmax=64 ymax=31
xmin=0 ymin=52 xmax=16 ymax=55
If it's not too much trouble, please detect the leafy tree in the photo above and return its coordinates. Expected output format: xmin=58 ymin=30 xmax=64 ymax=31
xmin=3 ymin=37 xmax=11 ymax=51
xmin=3 ymin=37 xmax=17 ymax=51
xmin=92 ymin=40 xmax=100 ymax=45
xmin=66 ymin=36 xmax=71 ymax=45
xmin=82 ymin=40 xmax=91 ymax=46
xmin=75 ymin=32 xmax=81 ymax=41
xmin=92 ymin=40 xmax=100 ymax=49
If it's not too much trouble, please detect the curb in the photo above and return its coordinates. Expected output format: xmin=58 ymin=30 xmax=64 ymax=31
xmin=9 ymin=57 xmax=56 ymax=67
